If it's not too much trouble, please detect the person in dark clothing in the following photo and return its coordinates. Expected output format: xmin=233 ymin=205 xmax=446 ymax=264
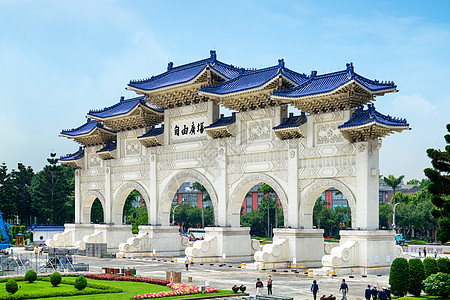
xmin=378 ymin=287 xmax=387 ymax=300
xmin=386 ymin=286 xmax=391 ymax=300
xmin=256 ymin=278 xmax=264 ymax=295
xmin=311 ymin=280 xmax=319 ymax=300
xmin=371 ymin=285 xmax=378 ymax=300
xmin=423 ymin=247 xmax=427 ymax=257
xmin=267 ymin=276 xmax=273 ymax=295
xmin=365 ymin=285 xmax=372 ymax=300
xmin=339 ymin=279 xmax=348 ymax=300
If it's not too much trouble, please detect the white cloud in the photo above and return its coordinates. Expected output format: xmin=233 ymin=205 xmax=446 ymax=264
xmin=390 ymin=93 xmax=436 ymax=116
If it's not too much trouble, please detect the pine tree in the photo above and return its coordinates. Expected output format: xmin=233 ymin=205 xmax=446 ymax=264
xmin=10 ymin=163 xmax=34 ymax=225
xmin=0 ymin=163 xmax=16 ymax=221
xmin=424 ymin=123 xmax=450 ymax=243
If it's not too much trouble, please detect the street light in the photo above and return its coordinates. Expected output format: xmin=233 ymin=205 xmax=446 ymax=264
xmin=393 ymin=203 xmax=400 ymax=231
xmin=172 ymin=204 xmax=181 ymax=226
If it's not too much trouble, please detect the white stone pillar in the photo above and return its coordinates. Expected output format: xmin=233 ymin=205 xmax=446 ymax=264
xmin=217 ymin=145 xmax=228 ymax=226
xmin=149 ymin=153 xmax=158 ymax=224
xmin=355 ymin=140 xmax=380 ymax=230
xmin=287 ymin=141 xmax=299 ymax=228
xmin=104 ymin=166 xmax=112 ymax=223
xmin=74 ymin=169 xmax=81 ymax=223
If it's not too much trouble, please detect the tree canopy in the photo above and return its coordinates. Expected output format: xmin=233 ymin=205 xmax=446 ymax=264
xmin=424 ymin=123 xmax=450 ymax=243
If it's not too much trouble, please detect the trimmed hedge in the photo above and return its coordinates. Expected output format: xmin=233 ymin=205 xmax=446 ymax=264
xmin=423 ymin=257 xmax=438 ymax=277
xmin=408 ymin=258 xmax=425 ymax=297
xmin=74 ymin=276 xmax=87 ymax=290
xmin=24 ymin=269 xmax=37 ymax=283
xmin=5 ymin=280 xmax=18 ymax=295
xmin=422 ymin=272 xmax=450 ymax=298
xmin=50 ymin=272 xmax=62 ymax=287
xmin=389 ymin=257 xmax=409 ymax=297
xmin=436 ymin=257 xmax=450 ymax=273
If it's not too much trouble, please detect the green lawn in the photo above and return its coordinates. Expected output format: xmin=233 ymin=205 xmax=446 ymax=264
xmin=397 ymin=296 xmax=441 ymax=300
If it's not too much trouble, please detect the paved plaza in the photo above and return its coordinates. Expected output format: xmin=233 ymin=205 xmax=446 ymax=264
xmin=76 ymin=255 xmax=391 ymax=300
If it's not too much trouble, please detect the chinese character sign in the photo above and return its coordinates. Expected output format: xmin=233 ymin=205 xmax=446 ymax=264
xmin=171 ymin=117 xmax=207 ymax=142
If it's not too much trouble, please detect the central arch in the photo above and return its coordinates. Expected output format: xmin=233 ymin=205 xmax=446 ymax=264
xmin=81 ymin=190 xmax=106 ymax=224
xmin=113 ymin=181 xmax=151 ymax=225
xmin=228 ymin=173 xmax=289 ymax=227
xmin=300 ymin=178 xmax=356 ymax=229
xmin=159 ymin=169 xmax=219 ymax=226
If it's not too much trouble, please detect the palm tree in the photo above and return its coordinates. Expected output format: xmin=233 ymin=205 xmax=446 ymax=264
xmin=383 ymin=174 xmax=405 ymax=230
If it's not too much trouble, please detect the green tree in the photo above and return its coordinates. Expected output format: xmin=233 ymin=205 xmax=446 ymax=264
xmin=192 ymin=181 xmax=211 ymax=227
xmin=10 ymin=163 xmax=34 ymax=225
xmin=383 ymin=174 xmax=405 ymax=230
xmin=379 ymin=203 xmax=392 ymax=229
xmin=389 ymin=257 xmax=410 ymax=297
xmin=313 ymin=196 xmax=327 ymax=230
xmin=408 ymin=258 xmax=426 ymax=296
xmin=0 ymin=163 xmax=16 ymax=221
xmin=423 ymin=273 xmax=450 ymax=298
xmin=90 ymin=199 xmax=104 ymax=224
xmin=424 ymin=123 xmax=450 ymax=243
xmin=30 ymin=153 xmax=74 ymax=225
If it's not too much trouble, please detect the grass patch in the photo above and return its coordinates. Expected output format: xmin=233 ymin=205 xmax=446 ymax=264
xmin=397 ymin=296 xmax=441 ymax=300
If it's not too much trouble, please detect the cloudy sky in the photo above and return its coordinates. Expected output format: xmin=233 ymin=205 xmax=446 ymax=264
xmin=0 ymin=0 xmax=449 ymax=181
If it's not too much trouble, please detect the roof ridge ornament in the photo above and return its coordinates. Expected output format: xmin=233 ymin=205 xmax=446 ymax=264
xmin=346 ymin=62 xmax=354 ymax=79
xmin=167 ymin=62 xmax=173 ymax=71
xmin=210 ymin=50 xmax=217 ymax=62
xmin=278 ymin=59 xmax=285 ymax=69
xmin=310 ymin=70 xmax=317 ymax=78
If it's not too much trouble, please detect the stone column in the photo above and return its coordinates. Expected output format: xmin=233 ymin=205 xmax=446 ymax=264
xmin=104 ymin=166 xmax=112 ymax=223
xmin=74 ymin=169 xmax=81 ymax=223
xmin=149 ymin=153 xmax=158 ymax=224
xmin=287 ymin=141 xmax=299 ymax=228
xmin=217 ymin=144 xmax=228 ymax=226
xmin=355 ymin=140 xmax=380 ymax=230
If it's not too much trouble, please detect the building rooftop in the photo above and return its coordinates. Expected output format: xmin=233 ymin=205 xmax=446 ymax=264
xmin=338 ymin=104 xmax=409 ymax=130
xmin=88 ymin=96 xmax=163 ymax=119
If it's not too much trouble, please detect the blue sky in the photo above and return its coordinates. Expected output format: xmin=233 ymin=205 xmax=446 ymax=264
xmin=1 ymin=0 xmax=449 ymax=181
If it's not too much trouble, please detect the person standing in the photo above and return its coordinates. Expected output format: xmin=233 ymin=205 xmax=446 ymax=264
xmin=378 ymin=287 xmax=388 ymax=300
xmin=365 ymin=285 xmax=372 ymax=300
xmin=418 ymin=248 xmax=421 ymax=258
xmin=339 ymin=279 xmax=349 ymax=300
xmin=256 ymin=278 xmax=264 ymax=295
xmin=267 ymin=275 xmax=273 ymax=295
xmin=184 ymin=256 xmax=189 ymax=271
xmin=311 ymin=280 xmax=319 ymax=300
xmin=423 ymin=247 xmax=426 ymax=257
xmin=386 ymin=285 xmax=391 ymax=300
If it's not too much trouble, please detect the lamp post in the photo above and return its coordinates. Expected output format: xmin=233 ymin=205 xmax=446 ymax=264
xmin=393 ymin=203 xmax=400 ymax=231
xmin=172 ymin=204 xmax=181 ymax=226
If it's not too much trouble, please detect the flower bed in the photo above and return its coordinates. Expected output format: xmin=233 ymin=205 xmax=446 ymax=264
xmin=84 ymin=274 xmax=169 ymax=286
xmin=135 ymin=282 xmax=219 ymax=299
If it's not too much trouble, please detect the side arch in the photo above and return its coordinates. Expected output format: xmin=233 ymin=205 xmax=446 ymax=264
xmin=81 ymin=190 xmax=106 ymax=224
xmin=228 ymin=173 xmax=289 ymax=227
xmin=158 ymin=169 xmax=219 ymax=226
xmin=299 ymin=178 xmax=356 ymax=229
xmin=112 ymin=181 xmax=151 ymax=225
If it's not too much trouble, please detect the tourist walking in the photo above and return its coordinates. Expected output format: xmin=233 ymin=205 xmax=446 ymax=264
xmin=267 ymin=275 xmax=273 ymax=295
xmin=423 ymin=247 xmax=426 ymax=257
xmin=339 ymin=279 xmax=348 ymax=300
xmin=372 ymin=285 xmax=378 ymax=300
xmin=184 ymin=256 xmax=189 ymax=271
xmin=418 ymin=248 xmax=421 ymax=257
xmin=386 ymin=285 xmax=391 ymax=300
xmin=378 ymin=287 xmax=388 ymax=300
xmin=365 ymin=285 xmax=372 ymax=300
xmin=256 ymin=278 xmax=264 ymax=295
xmin=311 ymin=280 xmax=319 ymax=300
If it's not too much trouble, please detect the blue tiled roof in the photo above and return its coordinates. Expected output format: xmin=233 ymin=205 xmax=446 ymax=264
xmin=200 ymin=59 xmax=309 ymax=95
xmin=273 ymin=112 xmax=307 ymax=130
xmin=138 ymin=124 xmax=164 ymax=138
xmin=88 ymin=96 xmax=163 ymax=119
xmin=272 ymin=63 xmax=396 ymax=98
xmin=97 ymin=141 xmax=117 ymax=153
xmin=205 ymin=113 xmax=236 ymax=129
xmin=59 ymin=147 xmax=84 ymax=161
xmin=60 ymin=119 xmax=116 ymax=136
xmin=338 ymin=104 xmax=409 ymax=129
xmin=28 ymin=225 xmax=65 ymax=232
xmin=128 ymin=50 xmax=243 ymax=91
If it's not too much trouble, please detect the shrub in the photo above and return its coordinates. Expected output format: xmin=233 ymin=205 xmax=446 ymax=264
xmin=408 ymin=258 xmax=426 ymax=296
xmin=423 ymin=258 xmax=438 ymax=277
xmin=389 ymin=257 xmax=409 ymax=297
xmin=25 ymin=269 xmax=38 ymax=283
xmin=74 ymin=276 xmax=88 ymax=290
xmin=5 ymin=279 xmax=18 ymax=294
xmin=436 ymin=257 xmax=450 ymax=273
xmin=50 ymin=272 xmax=62 ymax=287
xmin=423 ymin=272 xmax=450 ymax=298
xmin=20 ymin=225 xmax=26 ymax=234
